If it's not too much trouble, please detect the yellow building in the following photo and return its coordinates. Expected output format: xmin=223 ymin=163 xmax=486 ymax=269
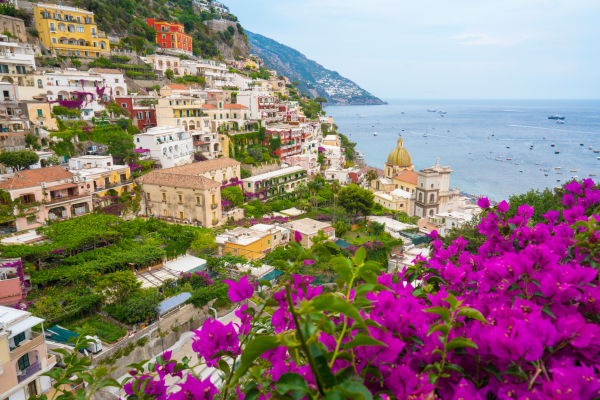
xmin=33 ymin=4 xmax=109 ymax=58
xmin=373 ymin=188 xmax=412 ymax=213
xmin=215 ymin=227 xmax=274 ymax=260
xmin=245 ymin=57 xmax=259 ymax=71
xmin=392 ymin=170 xmax=418 ymax=194
xmin=67 ymin=156 xmax=135 ymax=200
xmin=371 ymin=136 xmax=414 ymax=192
xmin=156 ymin=95 xmax=205 ymax=131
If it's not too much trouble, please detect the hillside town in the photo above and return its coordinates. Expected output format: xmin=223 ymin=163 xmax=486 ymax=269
xmin=0 ymin=2 xmax=488 ymax=400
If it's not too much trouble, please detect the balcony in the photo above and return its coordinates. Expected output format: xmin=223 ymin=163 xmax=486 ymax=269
xmin=10 ymin=332 xmax=45 ymax=361
xmin=17 ymin=362 xmax=41 ymax=383
xmin=211 ymin=204 xmax=218 ymax=210
xmin=46 ymin=192 xmax=91 ymax=205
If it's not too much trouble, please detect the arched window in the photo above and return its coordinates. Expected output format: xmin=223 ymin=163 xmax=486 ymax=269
xmin=430 ymin=194 xmax=435 ymax=202
xmin=76 ymin=25 xmax=84 ymax=33
xmin=429 ymin=210 xmax=434 ymax=216
xmin=100 ymin=42 xmax=106 ymax=49
xmin=58 ymin=23 xmax=66 ymax=32
xmin=419 ymin=193 xmax=423 ymax=202
xmin=37 ymin=79 xmax=43 ymax=88
xmin=431 ymin=184 xmax=434 ymax=188
xmin=67 ymin=24 xmax=75 ymax=33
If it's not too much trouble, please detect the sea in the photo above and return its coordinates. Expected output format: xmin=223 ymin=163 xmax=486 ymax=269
xmin=326 ymin=99 xmax=600 ymax=201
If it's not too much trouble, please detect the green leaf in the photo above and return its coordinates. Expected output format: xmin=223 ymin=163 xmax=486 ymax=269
xmin=365 ymin=319 xmax=388 ymax=333
xmin=310 ymin=343 xmax=336 ymax=389
xmin=445 ymin=363 xmax=466 ymax=376
xmin=274 ymin=373 xmax=310 ymax=400
xmin=343 ymin=334 xmax=387 ymax=350
xmin=427 ymin=323 xmax=450 ymax=337
xmin=323 ymin=390 xmax=345 ymax=400
xmin=332 ymin=257 xmax=353 ymax=285
xmin=456 ymin=307 xmax=487 ymax=323
xmin=542 ymin=305 xmax=556 ymax=319
xmin=353 ymin=247 xmax=367 ymax=266
xmin=445 ymin=337 xmax=478 ymax=351
xmin=258 ymin=280 xmax=272 ymax=288
xmin=312 ymin=294 xmax=365 ymax=328
xmin=217 ymin=359 xmax=230 ymax=375
xmin=339 ymin=381 xmax=373 ymax=400
xmin=483 ymin=364 xmax=502 ymax=381
xmin=423 ymin=306 xmax=451 ymax=322
xmin=231 ymin=336 xmax=280 ymax=384
xmin=243 ymin=388 xmax=261 ymax=400
xmin=96 ymin=378 xmax=121 ymax=390
xmin=359 ymin=270 xmax=378 ymax=285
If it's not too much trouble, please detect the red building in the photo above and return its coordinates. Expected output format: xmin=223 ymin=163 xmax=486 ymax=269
xmin=146 ymin=18 xmax=193 ymax=54
xmin=115 ymin=96 xmax=157 ymax=131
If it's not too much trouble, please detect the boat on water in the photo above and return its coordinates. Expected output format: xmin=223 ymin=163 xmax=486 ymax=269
xmin=359 ymin=115 xmax=367 ymax=118
xmin=402 ymin=129 xmax=404 ymax=131
xmin=594 ymin=150 xmax=600 ymax=153
xmin=447 ymin=130 xmax=450 ymax=132
xmin=571 ymin=170 xmax=577 ymax=172
xmin=555 ymin=150 xmax=560 ymax=154
xmin=438 ymin=110 xmax=446 ymax=114
xmin=551 ymin=143 xmax=555 ymax=147
xmin=555 ymin=167 xmax=561 ymax=169
xmin=591 ymin=173 xmax=597 ymax=176
xmin=590 ymin=147 xmax=593 ymax=150
xmin=373 ymin=132 xmax=378 ymax=136
xmin=398 ymin=132 xmax=402 ymax=136
xmin=499 ymin=156 xmax=504 ymax=158
xmin=548 ymin=115 xmax=565 ymax=120
xmin=545 ymin=174 xmax=548 ymax=176
xmin=401 ymin=112 xmax=404 ymax=114
xmin=441 ymin=115 xmax=444 ymax=117
xmin=580 ymin=143 xmax=584 ymax=146
xmin=427 ymin=109 xmax=436 ymax=112
xmin=507 ymin=158 xmax=512 ymax=160
xmin=519 ymin=170 xmax=523 ymax=172
xmin=423 ymin=134 xmax=428 ymax=137
xmin=557 ymin=179 xmax=561 ymax=182
xmin=557 ymin=172 xmax=563 ymax=175
xmin=432 ymin=127 xmax=435 ymax=130
xmin=507 ymin=146 xmax=510 ymax=148
xmin=543 ymin=137 xmax=547 ymax=139
xmin=535 ymin=162 xmax=539 ymax=165
xmin=556 ymin=120 xmax=565 ymax=124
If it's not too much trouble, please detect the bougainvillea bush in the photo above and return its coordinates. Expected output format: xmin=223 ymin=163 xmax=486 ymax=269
xmin=40 ymin=180 xmax=600 ymax=400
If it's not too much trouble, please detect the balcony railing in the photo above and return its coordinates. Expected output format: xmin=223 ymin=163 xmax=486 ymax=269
xmin=46 ymin=192 xmax=91 ymax=205
xmin=17 ymin=361 xmax=41 ymax=383
xmin=10 ymin=332 xmax=45 ymax=361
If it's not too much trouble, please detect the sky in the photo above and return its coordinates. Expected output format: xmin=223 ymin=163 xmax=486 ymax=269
xmin=223 ymin=0 xmax=600 ymax=100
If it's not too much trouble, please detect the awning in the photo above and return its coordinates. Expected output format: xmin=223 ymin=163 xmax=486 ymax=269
xmin=8 ymin=316 xmax=44 ymax=338
xmin=45 ymin=325 xmax=79 ymax=345
xmin=48 ymin=183 xmax=78 ymax=191
xmin=261 ymin=269 xmax=283 ymax=281
xmin=157 ymin=292 xmax=192 ymax=314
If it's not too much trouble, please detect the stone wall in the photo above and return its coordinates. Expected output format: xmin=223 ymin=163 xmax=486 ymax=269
xmin=0 ymin=15 xmax=27 ymax=42
xmin=91 ymin=302 xmax=239 ymax=380
xmin=240 ymin=161 xmax=281 ymax=176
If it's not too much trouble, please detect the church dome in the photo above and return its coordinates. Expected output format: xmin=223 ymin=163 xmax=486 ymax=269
xmin=387 ymin=137 xmax=412 ymax=166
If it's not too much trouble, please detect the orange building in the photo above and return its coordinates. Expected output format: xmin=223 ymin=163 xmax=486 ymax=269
xmin=146 ymin=18 xmax=192 ymax=55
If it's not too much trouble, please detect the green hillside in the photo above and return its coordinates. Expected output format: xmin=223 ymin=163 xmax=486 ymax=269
xmin=246 ymin=30 xmax=386 ymax=106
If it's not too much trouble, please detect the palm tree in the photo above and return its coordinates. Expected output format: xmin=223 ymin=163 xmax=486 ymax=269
xmin=294 ymin=181 xmax=308 ymax=199
xmin=365 ymin=170 xmax=378 ymax=190
xmin=331 ymin=180 xmax=340 ymax=224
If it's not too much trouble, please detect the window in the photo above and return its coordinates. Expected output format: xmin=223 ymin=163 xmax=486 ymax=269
xmin=115 ymin=79 xmax=119 ymax=83
xmin=164 ymin=209 xmax=167 ymax=217
xmin=137 ymin=111 xmax=143 ymax=119
xmin=100 ymin=42 xmax=106 ymax=50
xmin=51 ymin=37 xmax=57 ymax=44
xmin=121 ymin=103 xmax=127 ymax=108
xmin=91 ymin=27 xmax=96 ymax=35
xmin=145 ymin=111 xmax=151 ymax=119
xmin=50 ymin=22 xmax=56 ymax=31
xmin=146 ymin=192 xmax=150 ymax=200
xmin=85 ymin=17 xmax=91 ymax=23
xmin=93 ymin=41 xmax=97 ymax=47
xmin=27 ymin=215 xmax=37 ymax=225
xmin=212 ymin=195 xmax=215 ymax=205
xmin=35 ymin=128 xmax=39 ymax=136
xmin=268 ymin=240 xmax=271 ymax=245
xmin=234 ymin=113 xmax=237 ymax=118
xmin=67 ymin=50 xmax=71 ymax=55
xmin=37 ymin=109 xmax=43 ymax=117
xmin=17 ymin=353 xmax=30 ymax=371
xmin=178 ymin=195 xmax=182 ymax=203
xmin=233 ymin=170 xmax=236 ymax=178
xmin=248 ymin=183 xmax=251 ymax=188
xmin=431 ymin=184 xmax=434 ymax=188
xmin=222 ymin=173 xmax=226 ymax=181
xmin=430 ymin=194 xmax=435 ymax=202
xmin=14 ymin=331 xmax=26 ymax=346
xmin=76 ymin=25 xmax=84 ymax=33
xmin=162 ymin=193 xmax=166 ymax=201
xmin=196 ymin=197 xmax=200 ymax=205
xmin=162 ymin=34 xmax=165 ymax=39
xmin=37 ymin=79 xmax=43 ymax=88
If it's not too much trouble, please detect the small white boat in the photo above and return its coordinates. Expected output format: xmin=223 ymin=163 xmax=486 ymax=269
xmin=591 ymin=173 xmax=597 ymax=176
xmin=551 ymin=143 xmax=555 ymax=147
xmin=535 ymin=162 xmax=539 ymax=165
xmin=590 ymin=146 xmax=593 ymax=150
xmin=555 ymin=150 xmax=560 ymax=154
xmin=594 ymin=150 xmax=600 ymax=153
xmin=506 ymin=146 xmax=510 ymax=148
xmin=423 ymin=134 xmax=428 ymax=137
xmin=427 ymin=109 xmax=436 ymax=112
xmin=519 ymin=170 xmax=523 ymax=172
xmin=373 ymin=132 xmax=378 ymax=136
xmin=438 ymin=110 xmax=447 ymax=114
xmin=543 ymin=136 xmax=547 ymax=139
xmin=401 ymin=112 xmax=404 ymax=114
xmin=556 ymin=120 xmax=565 ymax=124
xmin=359 ymin=115 xmax=367 ymax=118
xmin=580 ymin=143 xmax=584 ymax=146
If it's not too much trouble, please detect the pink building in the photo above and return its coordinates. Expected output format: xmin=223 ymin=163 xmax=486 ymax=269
xmin=0 ymin=306 xmax=56 ymax=400
xmin=0 ymin=166 xmax=93 ymax=233
xmin=0 ymin=259 xmax=25 ymax=306
xmin=283 ymin=154 xmax=320 ymax=176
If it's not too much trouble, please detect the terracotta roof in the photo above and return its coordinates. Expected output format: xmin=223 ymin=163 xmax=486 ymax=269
xmin=136 ymin=171 xmax=220 ymax=190
xmin=224 ymin=104 xmax=248 ymax=109
xmin=201 ymin=104 xmax=217 ymax=109
xmin=157 ymin=158 xmax=241 ymax=176
xmin=360 ymin=167 xmax=384 ymax=177
xmin=166 ymin=84 xmax=189 ymax=90
xmin=0 ymin=166 xmax=74 ymax=190
xmin=322 ymin=226 xmax=335 ymax=232
xmin=89 ymin=68 xmax=122 ymax=74
xmin=17 ymin=166 xmax=73 ymax=183
xmin=393 ymin=170 xmax=418 ymax=185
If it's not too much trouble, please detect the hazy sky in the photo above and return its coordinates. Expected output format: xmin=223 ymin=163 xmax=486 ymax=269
xmin=223 ymin=0 xmax=599 ymax=100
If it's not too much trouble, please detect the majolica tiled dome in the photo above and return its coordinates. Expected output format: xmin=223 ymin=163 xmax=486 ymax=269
xmin=387 ymin=137 xmax=412 ymax=166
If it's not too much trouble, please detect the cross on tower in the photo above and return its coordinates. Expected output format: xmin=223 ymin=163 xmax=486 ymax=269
xmin=436 ymin=157 xmax=440 ymax=164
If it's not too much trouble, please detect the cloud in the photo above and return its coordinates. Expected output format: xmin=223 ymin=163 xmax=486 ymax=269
xmin=451 ymin=33 xmax=527 ymax=46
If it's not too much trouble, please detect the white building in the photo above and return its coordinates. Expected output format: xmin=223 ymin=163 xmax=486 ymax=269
xmin=0 ymin=35 xmax=36 ymax=72
xmin=0 ymin=306 xmax=56 ymax=400
xmin=413 ymin=158 xmax=461 ymax=218
xmin=241 ymin=166 xmax=308 ymax=199
xmin=146 ymin=54 xmax=191 ymax=77
xmin=231 ymin=74 xmax=253 ymax=90
xmin=322 ymin=145 xmax=345 ymax=170
xmin=426 ymin=211 xmax=475 ymax=237
xmin=236 ymin=90 xmax=274 ymax=120
xmin=133 ymin=125 xmax=193 ymax=168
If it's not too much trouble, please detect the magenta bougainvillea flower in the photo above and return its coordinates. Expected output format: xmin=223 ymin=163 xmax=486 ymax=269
xmin=191 ymin=319 xmax=239 ymax=367
xmin=222 ymin=275 xmax=254 ymax=302
xmin=170 ymin=375 xmax=218 ymax=400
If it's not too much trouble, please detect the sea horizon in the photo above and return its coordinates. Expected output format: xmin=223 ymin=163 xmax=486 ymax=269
xmin=326 ymin=99 xmax=600 ymax=201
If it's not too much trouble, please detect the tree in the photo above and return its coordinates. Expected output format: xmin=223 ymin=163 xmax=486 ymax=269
xmin=190 ymin=230 xmax=217 ymax=254
xmin=165 ymin=69 xmax=175 ymax=80
xmin=247 ymin=147 xmax=262 ymax=163
xmin=332 ymin=221 xmax=350 ymax=238
xmin=331 ymin=181 xmax=341 ymax=224
xmin=0 ymin=150 xmax=39 ymax=171
xmin=45 ymin=155 xmax=62 ymax=166
xmin=94 ymin=271 xmax=141 ymax=306
xmin=444 ymin=215 xmax=486 ymax=254
xmin=365 ymin=170 xmax=379 ymax=188
xmin=222 ymin=186 xmax=244 ymax=207
xmin=122 ymin=288 xmax=160 ymax=324
xmin=337 ymin=184 xmax=375 ymax=223
xmin=314 ymin=97 xmax=327 ymax=110
xmin=227 ymin=25 xmax=235 ymax=36
xmin=507 ymin=188 xmax=564 ymax=223
xmin=371 ymin=221 xmax=386 ymax=236
xmin=241 ymin=168 xmax=251 ymax=179
xmin=292 ymin=81 xmax=299 ymax=86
